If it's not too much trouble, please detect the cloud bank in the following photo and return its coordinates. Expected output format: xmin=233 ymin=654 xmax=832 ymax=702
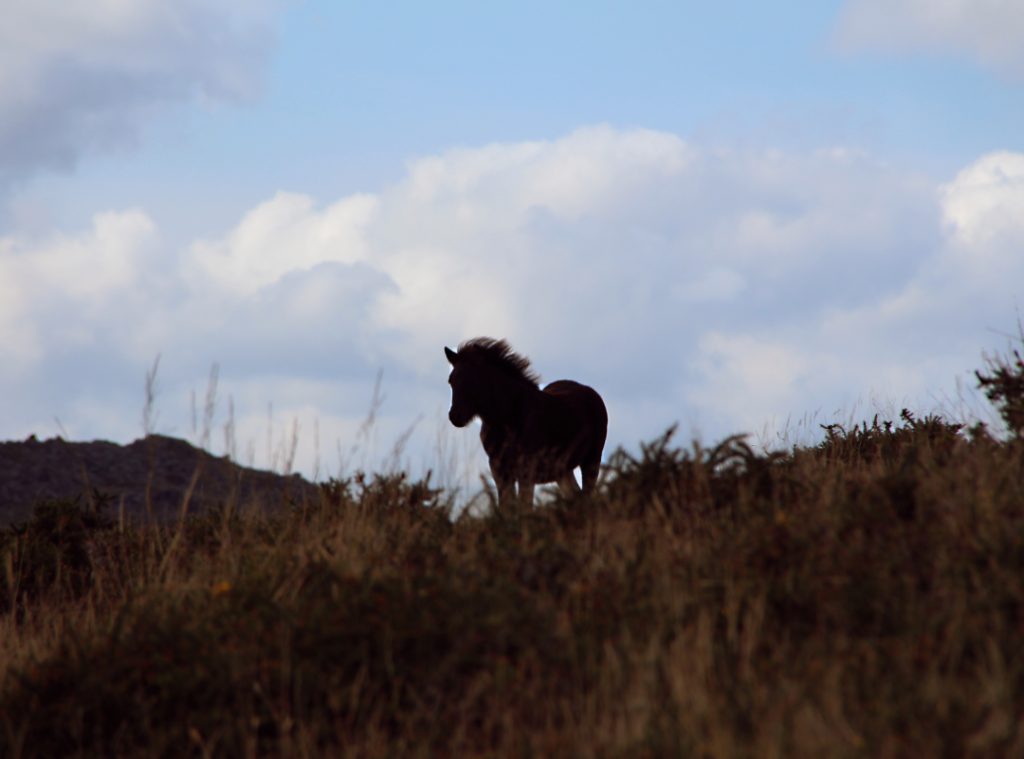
xmin=837 ymin=0 xmax=1024 ymax=79
xmin=2 ymin=126 xmax=1020 ymax=481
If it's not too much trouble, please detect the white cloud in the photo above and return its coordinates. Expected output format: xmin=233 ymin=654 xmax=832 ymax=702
xmin=836 ymin=0 xmax=1024 ymax=79
xmin=5 ymin=127 xmax=1023 ymax=478
xmin=940 ymin=151 xmax=1024 ymax=247
xmin=688 ymin=333 xmax=817 ymax=429
xmin=691 ymin=148 xmax=1024 ymax=438
xmin=0 ymin=209 xmax=156 ymax=371
xmin=186 ymin=191 xmax=378 ymax=295
xmin=0 ymin=0 xmax=283 ymax=187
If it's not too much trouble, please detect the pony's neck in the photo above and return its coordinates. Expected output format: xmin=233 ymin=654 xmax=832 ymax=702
xmin=477 ymin=368 xmax=539 ymax=429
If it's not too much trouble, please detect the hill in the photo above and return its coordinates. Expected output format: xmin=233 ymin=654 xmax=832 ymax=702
xmin=0 ymin=434 xmax=317 ymax=526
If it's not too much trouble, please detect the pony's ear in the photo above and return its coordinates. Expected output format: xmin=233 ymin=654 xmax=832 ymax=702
xmin=444 ymin=346 xmax=458 ymax=364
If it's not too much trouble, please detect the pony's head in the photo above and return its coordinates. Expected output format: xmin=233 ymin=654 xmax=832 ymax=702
xmin=444 ymin=345 xmax=477 ymax=427
xmin=444 ymin=338 xmax=539 ymax=427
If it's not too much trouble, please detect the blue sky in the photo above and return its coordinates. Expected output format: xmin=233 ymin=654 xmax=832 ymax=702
xmin=2 ymin=0 xmax=1024 ymax=489
xmin=19 ymin=1 xmax=1024 ymax=234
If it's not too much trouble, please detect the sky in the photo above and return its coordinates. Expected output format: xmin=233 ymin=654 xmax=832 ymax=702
xmin=2 ymin=0 xmax=1024 ymax=491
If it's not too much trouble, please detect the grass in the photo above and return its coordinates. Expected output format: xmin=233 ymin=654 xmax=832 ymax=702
xmin=2 ymin=354 xmax=1024 ymax=757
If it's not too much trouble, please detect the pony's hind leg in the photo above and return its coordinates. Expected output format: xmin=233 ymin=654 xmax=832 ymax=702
xmin=558 ymin=472 xmax=581 ymax=498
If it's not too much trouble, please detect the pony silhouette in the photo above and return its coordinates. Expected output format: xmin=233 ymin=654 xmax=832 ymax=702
xmin=444 ymin=338 xmax=607 ymax=504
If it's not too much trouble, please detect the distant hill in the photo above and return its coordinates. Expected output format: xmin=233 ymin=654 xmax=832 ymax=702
xmin=0 ymin=434 xmax=319 ymax=526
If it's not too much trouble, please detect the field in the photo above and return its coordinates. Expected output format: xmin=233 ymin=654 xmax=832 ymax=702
xmin=1 ymin=353 xmax=1023 ymax=757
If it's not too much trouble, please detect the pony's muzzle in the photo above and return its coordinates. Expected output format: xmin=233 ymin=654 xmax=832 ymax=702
xmin=448 ymin=408 xmax=472 ymax=428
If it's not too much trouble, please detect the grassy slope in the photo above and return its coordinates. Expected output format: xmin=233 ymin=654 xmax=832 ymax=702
xmin=1 ymin=414 xmax=1023 ymax=757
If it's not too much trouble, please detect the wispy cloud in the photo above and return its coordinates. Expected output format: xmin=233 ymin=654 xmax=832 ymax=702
xmin=0 ymin=0 xmax=283 ymax=190
xmin=836 ymin=0 xmax=1024 ymax=80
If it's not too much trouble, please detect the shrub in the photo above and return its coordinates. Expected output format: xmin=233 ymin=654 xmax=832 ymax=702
xmin=815 ymin=408 xmax=963 ymax=464
xmin=977 ymin=347 xmax=1024 ymax=438
xmin=0 ymin=494 xmax=112 ymax=612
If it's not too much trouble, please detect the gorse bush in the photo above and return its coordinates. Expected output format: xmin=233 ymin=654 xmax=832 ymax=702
xmin=815 ymin=408 xmax=964 ymax=466
xmin=1 ymin=367 xmax=1023 ymax=756
xmin=593 ymin=426 xmax=783 ymax=511
xmin=977 ymin=346 xmax=1024 ymax=438
xmin=1 ymin=495 xmax=113 ymax=613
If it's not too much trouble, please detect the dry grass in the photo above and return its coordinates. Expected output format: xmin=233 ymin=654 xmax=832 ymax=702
xmin=3 ymin=347 xmax=1024 ymax=756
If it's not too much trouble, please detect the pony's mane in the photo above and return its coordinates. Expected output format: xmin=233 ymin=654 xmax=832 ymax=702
xmin=458 ymin=337 xmax=540 ymax=386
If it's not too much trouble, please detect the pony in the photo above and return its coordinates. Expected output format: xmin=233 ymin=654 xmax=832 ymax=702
xmin=444 ymin=337 xmax=608 ymax=504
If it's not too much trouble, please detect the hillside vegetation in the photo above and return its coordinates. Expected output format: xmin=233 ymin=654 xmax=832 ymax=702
xmin=1 ymin=351 xmax=1023 ymax=757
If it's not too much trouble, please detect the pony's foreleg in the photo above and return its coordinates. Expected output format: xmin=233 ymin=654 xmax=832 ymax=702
xmin=581 ymin=458 xmax=601 ymax=494
xmin=492 ymin=467 xmax=516 ymax=506
xmin=518 ymin=482 xmax=536 ymax=507
xmin=493 ymin=477 xmax=516 ymax=506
